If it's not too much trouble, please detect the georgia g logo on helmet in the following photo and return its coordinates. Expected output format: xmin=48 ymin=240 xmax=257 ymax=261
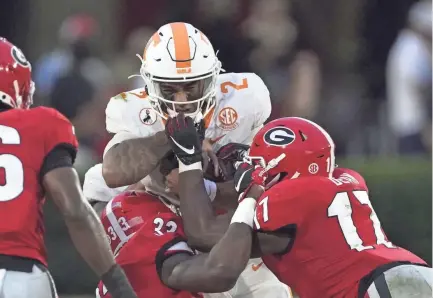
xmin=263 ymin=127 xmax=296 ymax=147
xmin=11 ymin=46 xmax=30 ymax=68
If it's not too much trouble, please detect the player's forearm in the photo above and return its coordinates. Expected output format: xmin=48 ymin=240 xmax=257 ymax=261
xmin=102 ymin=132 xmax=170 ymax=187
xmin=90 ymin=201 xmax=108 ymax=217
xmin=44 ymin=168 xmax=116 ymax=275
xmin=63 ymin=204 xmax=116 ymax=274
xmin=179 ymin=168 xmax=230 ymax=251
xmin=64 ymin=212 xmax=138 ymax=298
xmin=213 ymin=180 xmax=239 ymax=210
xmin=44 ymin=168 xmax=138 ymax=298
xmin=167 ymin=223 xmax=252 ymax=293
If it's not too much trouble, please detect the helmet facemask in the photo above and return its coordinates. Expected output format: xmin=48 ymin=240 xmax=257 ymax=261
xmin=140 ymin=57 xmax=221 ymax=123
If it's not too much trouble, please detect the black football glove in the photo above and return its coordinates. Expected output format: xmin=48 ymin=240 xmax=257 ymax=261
xmin=165 ymin=113 xmax=203 ymax=165
xmin=233 ymin=162 xmax=268 ymax=194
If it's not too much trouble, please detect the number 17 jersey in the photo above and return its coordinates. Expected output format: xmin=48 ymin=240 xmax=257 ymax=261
xmin=254 ymin=168 xmax=426 ymax=298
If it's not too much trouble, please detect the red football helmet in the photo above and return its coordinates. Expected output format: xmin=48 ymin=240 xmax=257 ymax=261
xmin=245 ymin=117 xmax=336 ymax=180
xmin=0 ymin=37 xmax=34 ymax=109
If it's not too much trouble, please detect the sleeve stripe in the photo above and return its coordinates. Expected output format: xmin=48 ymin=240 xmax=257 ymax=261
xmin=254 ymin=210 xmax=261 ymax=229
xmin=105 ymin=199 xmax=129 ymax=243
xmin=166 ymin=241 xmax=194 ymax=255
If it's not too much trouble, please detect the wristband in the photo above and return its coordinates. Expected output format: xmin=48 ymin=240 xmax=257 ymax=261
xmin=203 ymin=179 xmax=217 ymax=201
xmin=230 ymin=198 xmax=257 ymax=228
xmin=178 ymin=159 xmax=202 ymax=173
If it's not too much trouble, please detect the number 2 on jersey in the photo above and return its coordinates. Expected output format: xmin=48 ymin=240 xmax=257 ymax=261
xmin=0 ymin=125 xmax=24 ymax=202
xmin=220 ymin=78 xmax=248 ymax=93
xmin=328 ymin=190 xmax=393 ymax=251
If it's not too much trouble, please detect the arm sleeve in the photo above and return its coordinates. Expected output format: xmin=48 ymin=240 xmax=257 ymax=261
xmin=155 ymin=236 xmax=195 ymax=281
xmin=39 ymin=144 xmax=76 ymax=181
xmin=38 ymin=107 xmax=78 ymax=180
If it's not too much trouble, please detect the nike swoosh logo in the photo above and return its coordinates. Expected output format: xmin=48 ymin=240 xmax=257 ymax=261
xmin=252 ymin=262 xmax=264 ymax=271
xmin=130 ymin=91 xmax=148 ymax=99
xmin=170 ymin=136 xmax=195 ymax=155
xmin=235 ymin=167 xmax=253 ymax=192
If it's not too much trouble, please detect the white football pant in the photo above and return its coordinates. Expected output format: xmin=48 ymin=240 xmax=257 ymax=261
xmin=0 ymin=265 xmax=57 ymax=298
xmin=366 ymin=264 xmax=432 ymax=298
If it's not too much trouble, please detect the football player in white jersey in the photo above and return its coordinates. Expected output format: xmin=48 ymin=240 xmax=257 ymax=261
xmin=89 ymin=22 xmax=292 ymax=297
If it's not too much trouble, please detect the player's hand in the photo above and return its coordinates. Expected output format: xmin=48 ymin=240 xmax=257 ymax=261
xmin=202 ymin=138 xmax=220 ymax=178
xmin=234 ymin=162 xmax=268 ymax=194
xmin=159 ymin=150 xmax=179 ymax=177
xmin=204 ymin=142 xmax=250 ymax=181
xmin=165 ymin=113 xmax=202 ymax=165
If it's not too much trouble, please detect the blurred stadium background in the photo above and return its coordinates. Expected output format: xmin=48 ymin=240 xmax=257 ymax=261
xmin=1 ymin=0 xmax=431 ymax=296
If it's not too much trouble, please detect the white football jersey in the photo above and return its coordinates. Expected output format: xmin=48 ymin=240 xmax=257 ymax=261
xmin=101 ymin=72 xmax=272 ymax=201
xmin=104 ymin=72 xmax=271 ymax=155
xmin=83 ymin=164 xmax=127 ymax=202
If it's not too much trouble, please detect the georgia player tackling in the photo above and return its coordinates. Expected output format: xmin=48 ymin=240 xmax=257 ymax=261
xmin=0 ymin=38 xmax=137 ymax=298
xmin=86 ymin=22 xmax=292 ymax=297
xmin=166 ymin=114 xmax=432 ymax=298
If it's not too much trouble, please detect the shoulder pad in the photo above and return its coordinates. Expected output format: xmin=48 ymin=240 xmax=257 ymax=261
xmin=32 ymin=107 xmax=78 ymax=152
xmin=33 ymin=106 xmax=71 ymax=124
xmin=217 ymin=73 xmax=271 ymax=126
xmin=105 ymin=88 xmax=149 ymax=134
xmin=332 ymin=168 xmax=368 ymax=190
xmin=254 ymin=178 xmax=322 ymax=231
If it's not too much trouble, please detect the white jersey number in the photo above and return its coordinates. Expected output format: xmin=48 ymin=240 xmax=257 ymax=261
xmin=154 ymin=217 xmax=178 ymax=236
xmin=0 ymin=125 xmax=24 ymax=202
xmin=328 ymin=190 xmax=394 ymax=251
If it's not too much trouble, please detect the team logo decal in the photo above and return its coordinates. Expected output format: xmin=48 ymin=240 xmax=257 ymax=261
xmin=308 ymin=163 xmax=319 ymax=174
xmin=139 ymin=108 xmax=157 ymax=125
xmin=218 ymin=107 xmax=239 ymax=131
xmin=11 ymin=46 xmax=30 ymax=68
xmin=263 ymin=127 xmax=295 ymax=147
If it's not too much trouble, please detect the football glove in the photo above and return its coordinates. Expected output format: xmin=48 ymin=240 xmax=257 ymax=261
xmin=165 ymin=113 xmax=203 ymax=165
xmin=234 ymin=162 xmax=268 ymax=194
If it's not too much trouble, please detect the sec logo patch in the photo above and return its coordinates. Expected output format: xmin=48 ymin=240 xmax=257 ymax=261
xmin=218 ymin=107 xmax=239 ymax=130
xmin=308 ymin=163 xmax=319 ymax=174
xmin=139 ymin=108 xmax=157 ymax=125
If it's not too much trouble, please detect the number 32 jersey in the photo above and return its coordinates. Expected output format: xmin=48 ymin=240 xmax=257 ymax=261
xmin=254 ymin=168 xmax=426 ymax=298
xmin=0 ymin=107 xmax=78 ymax=266
xmin=97 ymin=191 xmax=201 ymax=298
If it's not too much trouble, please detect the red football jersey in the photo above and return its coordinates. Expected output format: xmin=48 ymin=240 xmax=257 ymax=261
xmin=254 ymin=168 xmax=426 ymax=298
xmin=0 ymin=107 xmax=78 ymax=266
xmin=97 ymin=191 xmax=202 ymax=298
